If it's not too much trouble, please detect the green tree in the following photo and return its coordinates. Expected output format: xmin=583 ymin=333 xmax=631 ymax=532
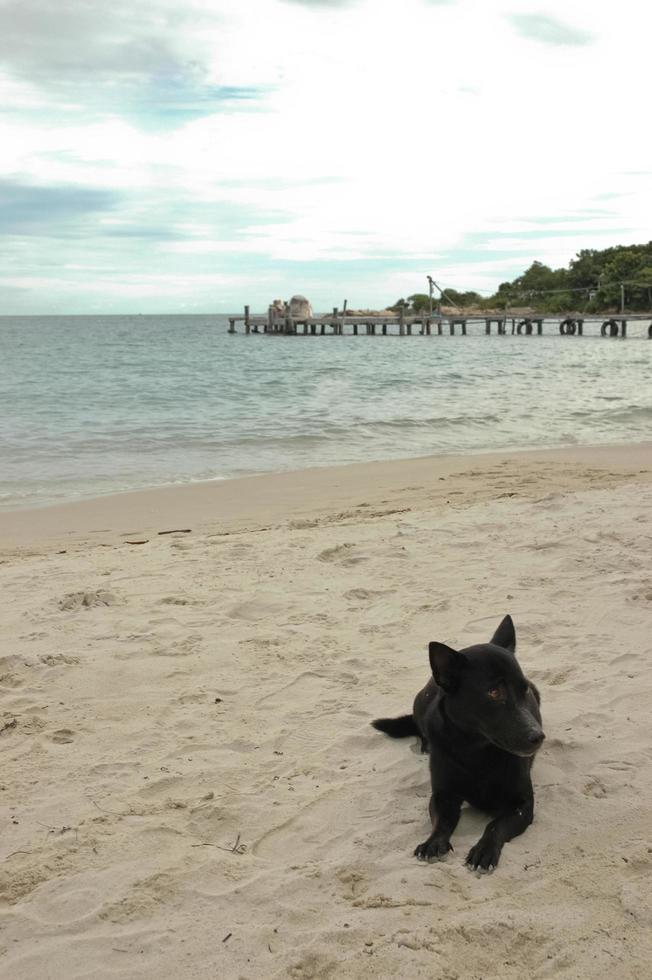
xmin=388 ymin=241 xmax=652 ymax=313
xmin=439 ymin=288 xmax=483 ymax=308
xmin=406 ymin=293 xmax=432 ymax=312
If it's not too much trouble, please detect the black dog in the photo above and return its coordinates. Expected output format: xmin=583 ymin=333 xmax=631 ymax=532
xmin=372 ymin=615 xmax=544 ymax=871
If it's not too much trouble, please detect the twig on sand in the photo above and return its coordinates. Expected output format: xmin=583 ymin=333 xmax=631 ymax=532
xmin=158 ymin=529 xmax=192 ymax=535
xmin=222 ymin=933 xmax=232 ymax=943
xmin=191 ymin=833 xmax=247 ymax=855
xmin=206 ymin=526 xmax=271 ymax=539
xmin=226 ymin=833 xmax=246 ymax=854
xmin=36 ymin=820 xmax=75 ymax=836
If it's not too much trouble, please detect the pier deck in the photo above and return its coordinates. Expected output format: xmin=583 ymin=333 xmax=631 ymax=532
xmin=228 ymin=308 xmax=652 ymax=339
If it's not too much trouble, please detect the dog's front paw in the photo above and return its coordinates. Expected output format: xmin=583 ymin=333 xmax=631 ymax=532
xmin=465 ymin=837 xmax=502 ymax=872
xmin=414 ymin=837 xmax=452 ymax=862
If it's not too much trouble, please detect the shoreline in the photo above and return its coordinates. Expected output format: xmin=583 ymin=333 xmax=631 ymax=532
xmin=2 ymin=440 xmax=651 ymax=552
xmin=4 ymin=431 xmax=651 ymax=517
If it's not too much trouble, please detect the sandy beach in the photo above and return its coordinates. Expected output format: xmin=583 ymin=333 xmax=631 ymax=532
xmin=1 ymin=443 xmax=652 ymax=979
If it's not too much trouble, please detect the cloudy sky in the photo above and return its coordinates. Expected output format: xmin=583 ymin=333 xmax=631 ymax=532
xmin=1 ymin=0 xmax=650 ymax=313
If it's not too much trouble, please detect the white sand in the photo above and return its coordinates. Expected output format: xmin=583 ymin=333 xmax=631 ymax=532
xmin=1 ymin=444 xmax=652 ymax=979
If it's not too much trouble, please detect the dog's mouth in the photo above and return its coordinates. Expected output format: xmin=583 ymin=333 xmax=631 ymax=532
xmin=489 ymin=738 xmax=542 ymax=758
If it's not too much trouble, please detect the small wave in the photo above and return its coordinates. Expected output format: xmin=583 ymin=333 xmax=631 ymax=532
xmin=597 ymin=404 xmax=652 ymax=423
xmin=355 ymin=414 xmax=502 ymax=431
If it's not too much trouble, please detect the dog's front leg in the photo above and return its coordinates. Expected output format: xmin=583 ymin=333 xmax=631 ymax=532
xmin=466 ymin=798 xmax=534 ymax=871
xmin=414 ymin=789 xmax=462 ymax=861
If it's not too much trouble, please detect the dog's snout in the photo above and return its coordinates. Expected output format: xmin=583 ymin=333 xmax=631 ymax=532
xmin=528 ymin=730 xmax=545 ymax=747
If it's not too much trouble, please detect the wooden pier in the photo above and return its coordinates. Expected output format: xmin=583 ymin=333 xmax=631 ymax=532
xmin=228 ymin=306 xmax=652 ymax=339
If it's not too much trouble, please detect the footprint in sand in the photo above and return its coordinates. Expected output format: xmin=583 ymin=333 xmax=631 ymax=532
xmin=630 ymin=589 xmax=652 ymax=602
xmin=50 ymin=729 xmax=75 ymax=744
xmin=17 ymin=716 xmax=46 ymax=735
xmin=58 ymin=591 xmax=119 ymax=612
xmin=98 ymin=872 xmax=177 ymax=924
xmin=150 ymin=633 xmax=202 ymax=657
xmin=317 ymin=543 xmax=368 ymax=566
xmin=343 ymin=588 xmax=387 ymax=602
xmin=286 ymin=952 xmax=340 ymax=980
xmin=137 ymin=774 xmax=185 ymax=797
xmin=175 ymin=689 xmax=209 ymax=704
xmin=240 ymin=636 xmax=284 ymax=649
xmin=582 ymin=776 xmax=607 ymax=798
xmin=0 ymin=715 xmax=18 ymax=735
xmin=40 ymin=653 xmax=80 ymax=667
xmin=0 ymin=672 xmax=24 ymax=690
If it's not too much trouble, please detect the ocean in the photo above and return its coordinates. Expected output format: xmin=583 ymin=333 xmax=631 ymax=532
xmin=1 ymin=314 xmax=651 ymax=509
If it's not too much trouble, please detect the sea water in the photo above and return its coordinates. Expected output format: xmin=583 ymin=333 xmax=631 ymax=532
xmin=1 ymin=314 xmax=650 ymax=509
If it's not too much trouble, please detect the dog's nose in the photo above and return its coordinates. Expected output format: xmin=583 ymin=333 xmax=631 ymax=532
xmin=528 ymin=730 xmax=545 ymax=747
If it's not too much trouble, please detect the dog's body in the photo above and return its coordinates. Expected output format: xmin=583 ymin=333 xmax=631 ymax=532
xmin=372 ymin=616 xmax=544 ymax=871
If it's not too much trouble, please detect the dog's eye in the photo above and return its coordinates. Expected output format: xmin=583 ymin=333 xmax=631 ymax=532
xmin=487 ymin=686 xmax=505 ymax=701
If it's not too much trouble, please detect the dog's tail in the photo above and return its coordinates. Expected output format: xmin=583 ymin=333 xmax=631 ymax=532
xmin=371 ymin=714 xmax=419 ymax=738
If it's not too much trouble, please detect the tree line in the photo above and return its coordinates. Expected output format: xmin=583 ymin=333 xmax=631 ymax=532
xmin=391 ymin=241 xmax=652 ymax=314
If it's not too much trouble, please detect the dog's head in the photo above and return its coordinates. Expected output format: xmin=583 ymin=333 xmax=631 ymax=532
xmin=428 ymin=615 xmax=545 ymax=757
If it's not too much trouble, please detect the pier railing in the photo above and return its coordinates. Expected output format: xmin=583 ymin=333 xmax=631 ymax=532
xmin=228 ymin=307 xmax=652 ymax=339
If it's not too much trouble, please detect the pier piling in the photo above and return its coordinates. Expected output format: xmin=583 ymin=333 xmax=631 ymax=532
xmin=227 ymin=310 xmax=651 ymax=339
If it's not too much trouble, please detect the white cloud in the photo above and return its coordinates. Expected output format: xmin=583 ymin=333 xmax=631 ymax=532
xmin=507 ymin=12 xmax=594 ymax=46
xmin=0 ymin=0 xmax=650 ymax=311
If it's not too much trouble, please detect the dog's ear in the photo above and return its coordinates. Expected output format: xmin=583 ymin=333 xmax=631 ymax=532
xmin=429 ymin=642 xmax=465 ymax=692
xmin=490 ymin=614 xmax=516 ymax=653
